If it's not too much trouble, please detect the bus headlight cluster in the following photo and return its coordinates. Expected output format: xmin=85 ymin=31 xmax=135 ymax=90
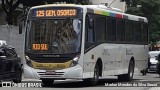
xmin=25 ymin=55 xmax=33 ymax=67
xmin=71 ymin=55 xmax=80 ymax=67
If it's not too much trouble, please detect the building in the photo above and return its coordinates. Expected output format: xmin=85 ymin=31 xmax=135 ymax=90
xmin=89 ymin=0 xmax=126 ymax=12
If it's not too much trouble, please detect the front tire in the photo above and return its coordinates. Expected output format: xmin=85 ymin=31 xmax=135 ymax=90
xmin=83 ymin=64 xmax=99 ymax=86
xmin=118 ymin=61 xmax=134 ymax=81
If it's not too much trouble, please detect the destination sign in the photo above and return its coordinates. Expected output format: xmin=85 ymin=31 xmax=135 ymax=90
xmin=35 ymin=9 xmax=77 ymax=17
xmin=32 ymin=44 xmax=48 ymax=51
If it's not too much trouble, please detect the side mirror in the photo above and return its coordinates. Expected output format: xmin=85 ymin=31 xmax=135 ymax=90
xmin=19 ymin=22 xmax=23 ymax=34
xmin=88 ymin=19 xmax=93 ymax=29
xmin=0 ymin=56 xmax=6 ymax=60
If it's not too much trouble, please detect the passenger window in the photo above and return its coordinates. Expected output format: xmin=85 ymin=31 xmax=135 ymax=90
xmin=141 ymin=23 xmax=148 ymax=44
xmin=125 ymin=20 xmax=133 ymax=42
xmin=117 ymin=19 xmax=125 ymax=42
xmin=107 ymin=18 xmax=116 ymax=41
xmin=94 ymin=16 xmax=106 ymax=42
xmin=133 ymin=22 xmax=141 ymax=43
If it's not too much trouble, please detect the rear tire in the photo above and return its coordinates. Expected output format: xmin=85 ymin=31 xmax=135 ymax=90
xmin=42 ymin=79 xmax=54 ymax=87
xmin=118 ymin=60 xmax=134 ymax=81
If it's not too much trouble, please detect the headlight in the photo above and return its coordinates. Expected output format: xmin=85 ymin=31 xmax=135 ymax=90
xmin=25 ymin=55 xmax=33 ymax=67
xmin=70 ymin=55 xmax=80 ymax=67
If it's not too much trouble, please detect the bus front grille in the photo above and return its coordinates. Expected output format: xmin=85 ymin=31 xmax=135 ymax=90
xmin=37 ymin=71 xmax=65 ymax=77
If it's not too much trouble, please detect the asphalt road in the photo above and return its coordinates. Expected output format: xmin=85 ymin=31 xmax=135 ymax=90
xmin=0 ymin=72 xmax=160 ymax=90
xmin=0 ymin=25 xmax=160 ymax=90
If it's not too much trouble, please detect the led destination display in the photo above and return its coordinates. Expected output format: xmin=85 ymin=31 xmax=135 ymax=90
xmin=35 ymin=9 xmax=77 ymax=17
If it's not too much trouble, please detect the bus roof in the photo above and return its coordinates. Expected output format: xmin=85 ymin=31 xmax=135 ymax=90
xmin=30 ymin=4 xmax=148 ymax=23
xmin=31 ymin=4 xmax=83 ymax=9
xmin=85 ymin=5 xmax=148 ymax=23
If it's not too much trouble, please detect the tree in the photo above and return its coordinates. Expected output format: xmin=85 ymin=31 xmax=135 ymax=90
xmin=1 ymin=0 xmax=91 ymax=26
xmin=19 ymin=0 xmax=91 ymax=22
xmin=121 ymin=0 xmax=160 ymax=50
xmin=21 ymin=0 xmax=89 ymax=6
xmin=45 ymin=0 xmax=90 ymax=4
xmin=1 ymin=0 xmax=22 ymax=25
xmin=22 ymin=0 xmax=45 ymax=7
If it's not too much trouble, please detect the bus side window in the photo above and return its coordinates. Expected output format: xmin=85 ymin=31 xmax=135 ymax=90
xmin=141 ymin=23 xmax=148 ymax=44
xmin=133 ymin=22 xmax=141 ymax=43
xmin=85 ymin=14 xmax=95 ymax=50
xmin=117 ymin=19 xmax=125 ymax=42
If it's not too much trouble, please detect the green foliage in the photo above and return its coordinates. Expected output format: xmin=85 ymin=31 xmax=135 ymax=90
xmin=1 ymin=0 xmax=91 ymax=25
xmin=1 ymin=0 xmax=22 ymax=25
xmin=13 ymin=10 xmax=23 ymax=26
xmin=122 ymin=0 xmax=160 ymax=48
xmin=22 ymin=0 xmax=45 ymax=7
xmin=22 ymin=0 xmax=91 ymax=6
xmin=74 ymin=0 xmax=92 ymax=5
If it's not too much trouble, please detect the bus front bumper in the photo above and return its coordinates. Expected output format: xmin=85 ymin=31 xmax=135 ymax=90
xmin=23 ymin=64 xmax=83 ymax=80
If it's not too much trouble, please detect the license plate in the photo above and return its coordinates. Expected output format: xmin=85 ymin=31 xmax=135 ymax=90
xmin=46 ymin=70 xmax=56 ymax=75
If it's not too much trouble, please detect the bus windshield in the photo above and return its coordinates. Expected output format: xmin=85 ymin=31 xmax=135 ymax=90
xmin=25 ymin=18 xmax=82 ymax=54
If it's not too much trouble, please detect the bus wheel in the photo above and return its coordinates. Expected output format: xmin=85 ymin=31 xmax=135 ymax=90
xmin=42 ymin=79 xmax=54 ymax=87
xmin=84 ymin=64 xmax=99 ymax=86
xmin=89 ymin=64 xmax=99 ymax=86
xmin=92 ymin=64 xmax=100 ymax=85
xmin=118 ymin=60 xmax=134 ymax=81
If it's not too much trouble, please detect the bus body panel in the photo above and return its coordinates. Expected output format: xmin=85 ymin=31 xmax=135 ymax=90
xmin=23 ymin=4 xmax=149 ymax=81
xmin=83 ymin=43 xmax=149 ymax=78
xmin=24 ymin=64 xmax=83 ymax=79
